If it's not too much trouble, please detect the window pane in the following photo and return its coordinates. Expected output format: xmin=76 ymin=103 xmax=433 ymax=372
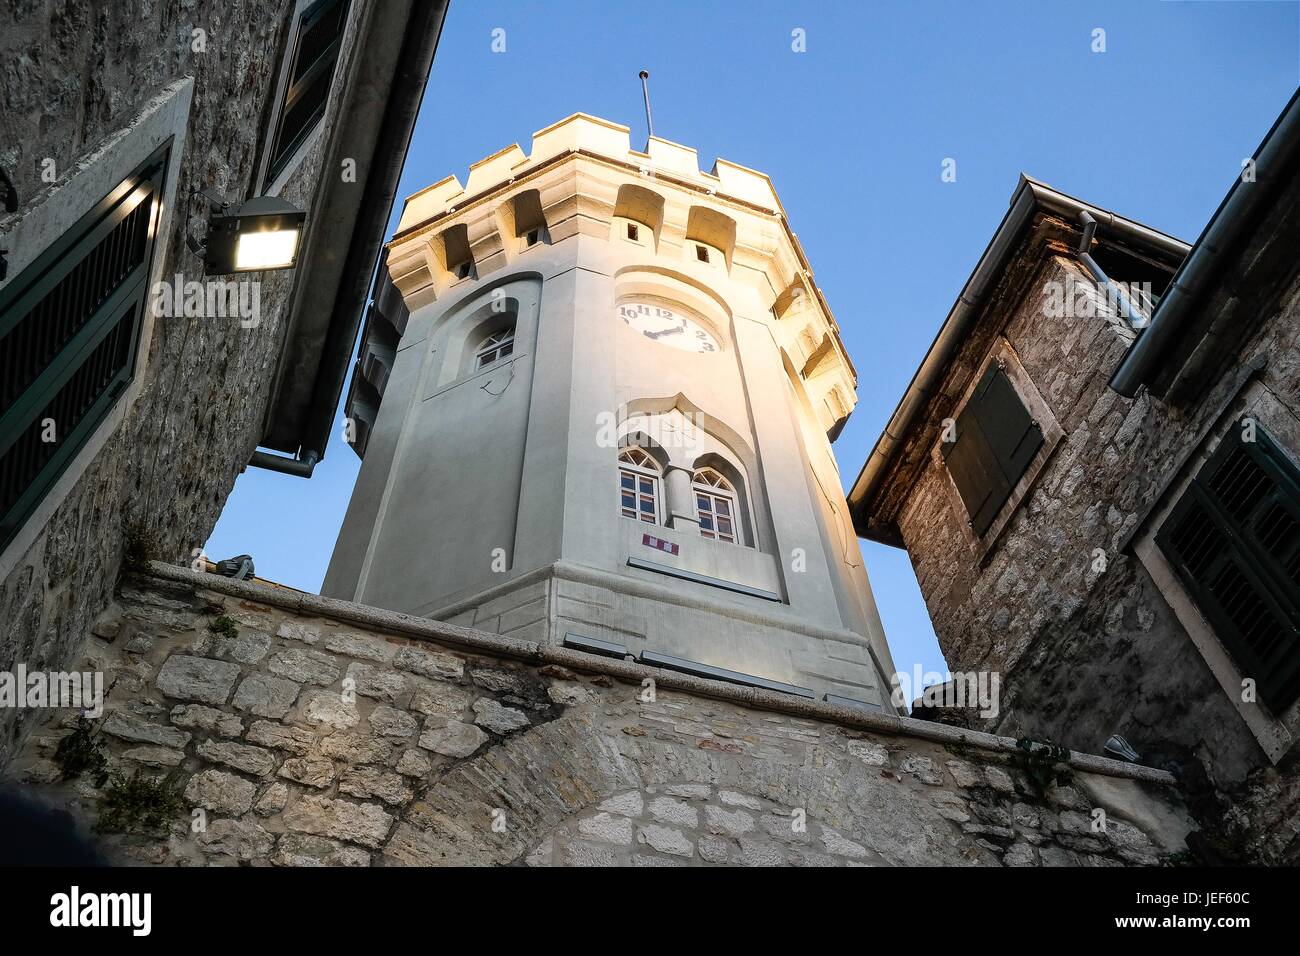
xmin=499 ymin=341 xmax=513 ymax=358
xmin=700 ymin=515 xmax=713 ymax=530
xmin=717 ymin=517 xmax=733 ymax=534
xmin=716 ymin=498 xmax=731 ymax=516
xmin=640 ymin=478 xmax=652 ymax=494
xmin=622 ymin=492 xmax=635 ymax=509
xmin=697 ymin=495 xmax=711 ymax=513
xmin=640 ymin=512 xmax=654 ymax=522
xmin=640 ymin=498 xmax=655 ymax=514
xmin=701 ymin=529 xmax=715 ymax=539
xmin=621 ymin=473 xmax=634 ymax=489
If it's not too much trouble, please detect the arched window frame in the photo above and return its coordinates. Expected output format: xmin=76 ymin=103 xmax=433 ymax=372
xmin=474 ymin=325 xmax=515 ymax=370
xmin=618 ymin=447 xmax=662 ymax=524
xmin=693 ymin=467 xmax=739 ymax=544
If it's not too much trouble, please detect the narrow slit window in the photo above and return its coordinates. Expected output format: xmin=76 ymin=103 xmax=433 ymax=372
xmin=264 ymin=0 xmax=351 ymax=187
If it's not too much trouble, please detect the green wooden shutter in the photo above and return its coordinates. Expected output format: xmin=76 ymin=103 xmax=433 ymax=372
xmin=1156 ymin=422 xmax=1300 ymax=712
xmin=972 ymin=364 xmax=1043 ymax=487
xmin=0 ymin=141 xmax=169 ymax=550
xmin=943 ymin=364 xmax=1043 ymax=537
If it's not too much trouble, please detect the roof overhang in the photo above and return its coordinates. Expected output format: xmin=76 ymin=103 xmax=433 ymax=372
xmin=1110 ymin=88 xmax=1300 ymax=399
xmin=257 ymin=0 xmax=450 ymax=467
xmin=847 ymin=176 xmax=1188 ymax=545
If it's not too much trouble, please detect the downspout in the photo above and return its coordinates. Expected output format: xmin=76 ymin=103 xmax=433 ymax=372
xmin=249 ymin=448 xmax=319 ymax=478
xmin=1075 ymin=210 xmax=1153 ymax=332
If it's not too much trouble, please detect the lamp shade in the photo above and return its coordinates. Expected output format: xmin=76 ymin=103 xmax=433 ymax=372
xmin=203 ymin=195 xmax=306 ymax=274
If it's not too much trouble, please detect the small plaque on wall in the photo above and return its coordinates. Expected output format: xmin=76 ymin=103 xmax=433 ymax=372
xmin=642 ymin=533 xmax=679 ymax=556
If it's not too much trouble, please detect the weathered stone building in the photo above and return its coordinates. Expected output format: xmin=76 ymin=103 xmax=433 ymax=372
xmin=0 ymin=0 xmax=450 ymax=765
xmin=849 ymin=91 xmax=1300 ymax=863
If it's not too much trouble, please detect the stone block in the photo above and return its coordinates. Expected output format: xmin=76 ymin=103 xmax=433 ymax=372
xmin=155 ymin=655 xmax=240 ymax=705
xmin=231 ymin=673 xmax=301 ymax=719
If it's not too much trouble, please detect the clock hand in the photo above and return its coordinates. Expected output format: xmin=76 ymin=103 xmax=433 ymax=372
xmin=644 ymin=321 xmax=686 ymax=339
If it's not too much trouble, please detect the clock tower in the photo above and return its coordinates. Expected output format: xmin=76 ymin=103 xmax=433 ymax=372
xmin=325 ymin=114 xmax=898 ymax=710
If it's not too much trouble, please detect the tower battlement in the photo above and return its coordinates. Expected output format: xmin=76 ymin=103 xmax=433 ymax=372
xmin=396 ymin=113 xmax=786 ymax=232
xmin=377 ymin=113 xmax=856 ymax=444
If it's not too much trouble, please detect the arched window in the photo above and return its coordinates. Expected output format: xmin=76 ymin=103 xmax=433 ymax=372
xmin=693 ymin=468 xmax=738 ymax=543
xmin=475 ymin=325 xmax=515 ymax=369
xmin=618 ymin=447 xmax=661 ymax=524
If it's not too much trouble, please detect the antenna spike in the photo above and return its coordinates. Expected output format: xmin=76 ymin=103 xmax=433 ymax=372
xmin=639 ymin=70 xmax=654 ymax=142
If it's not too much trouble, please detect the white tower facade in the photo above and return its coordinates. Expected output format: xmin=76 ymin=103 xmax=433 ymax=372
xmin=325 ymin=114 xmax=897 ymax=708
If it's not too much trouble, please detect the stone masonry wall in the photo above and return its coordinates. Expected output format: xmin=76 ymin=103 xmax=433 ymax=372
xmin=2 ymin=565 xmax=1192 ymax=867
xmin=0 ymin=2 xmax=364 ymax=765
xmin=886 ymin=222 xmax=1300 ymax=861
xmin=898 ymin=252 xmax=1260 ymax=769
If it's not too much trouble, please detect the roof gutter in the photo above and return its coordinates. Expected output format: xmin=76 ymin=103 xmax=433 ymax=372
xmin=1110 ymin=89 xmax=1300 ymax=398
xmin=847 ymin=177 xmax=1188 ymax=542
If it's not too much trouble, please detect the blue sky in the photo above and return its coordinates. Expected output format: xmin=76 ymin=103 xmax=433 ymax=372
xmin=207 ymin=0 xmax=1298 ymax=690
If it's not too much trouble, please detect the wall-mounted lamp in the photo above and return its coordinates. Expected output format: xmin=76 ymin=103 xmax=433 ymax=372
xmin=188 ymin=189 xmax=305 ymax=275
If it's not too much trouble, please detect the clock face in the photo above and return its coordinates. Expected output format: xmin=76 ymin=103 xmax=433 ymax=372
xmin=616 ymin=300 xmax=719 ymax=353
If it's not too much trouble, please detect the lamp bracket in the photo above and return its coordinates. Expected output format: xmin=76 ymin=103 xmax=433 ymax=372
xmin=199 ymin=187 xmax=234 ymax=213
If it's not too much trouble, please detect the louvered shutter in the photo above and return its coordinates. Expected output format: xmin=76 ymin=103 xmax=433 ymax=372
xmin=1156 ymin=423 xmax=1300 ymax=711
xmin=0 ymin=143 xmax=168 ymax=549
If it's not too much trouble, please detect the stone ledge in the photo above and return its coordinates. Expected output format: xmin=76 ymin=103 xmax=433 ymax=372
xmin=146 ymin=561 xmax=1176 ymax=786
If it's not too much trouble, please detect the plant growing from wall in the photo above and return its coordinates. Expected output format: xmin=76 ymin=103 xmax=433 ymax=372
xmin=53 ymin=715 xmax=109 ymax=785
xmin=95 ymin=769 xmax=189 ymax=835
xmin=207 ymin=615 xmax=238 ymax=640
xmin=1012 ymin=737 xmax=1073 ymax=793
xmin=122 ymin=520 xmax=162 ymax=569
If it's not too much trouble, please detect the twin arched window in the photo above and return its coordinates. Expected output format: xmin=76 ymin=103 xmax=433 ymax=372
xmin=617 ymin=449 xmax=740 ymax=544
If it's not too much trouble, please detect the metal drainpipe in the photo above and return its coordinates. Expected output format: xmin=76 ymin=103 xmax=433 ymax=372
xmin=1075 ymin=210 xmax=1152 ymax=334
xmin=248 ymin=449 xmax=319 ymax=478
